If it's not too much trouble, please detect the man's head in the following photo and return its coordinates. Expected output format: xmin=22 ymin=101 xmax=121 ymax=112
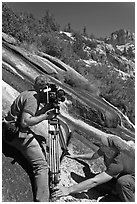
xmin=34 ymin=75 xmax=51 ymax=103
xmin=34 ymin=75 xmax=50 ymax=92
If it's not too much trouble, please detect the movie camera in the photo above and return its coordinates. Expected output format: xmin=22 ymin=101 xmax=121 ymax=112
xmin=41 ymin=83 xmax=65 ymax=104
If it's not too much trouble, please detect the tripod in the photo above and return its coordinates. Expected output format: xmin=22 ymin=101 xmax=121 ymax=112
xmin=47 ymin=116 xmax=69 ymax=189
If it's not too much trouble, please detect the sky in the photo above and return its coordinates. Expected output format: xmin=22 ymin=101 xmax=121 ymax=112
xmin=5 ymin=1 xmax=135 ymax=38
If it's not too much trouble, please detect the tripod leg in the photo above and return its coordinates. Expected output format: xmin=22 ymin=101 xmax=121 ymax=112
xmin=53 ymin=134 xmax=56 ymax=180
xmin=52 ymin=135 xmax=56 ymax=182
xmin=58 ymin=124 xmax=68 ymax=154
xmin=55 ymin=132 xmax=60 ymax=174
xmin=49 ymin=134 xmax=55 ymax=187
xmin=53 ymin=125 xmax=60 ymax=185
xmin=49 ymin=133 xmax=52 ymax=171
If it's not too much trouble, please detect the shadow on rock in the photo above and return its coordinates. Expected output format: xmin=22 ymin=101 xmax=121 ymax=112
xmin=2 ymin=138 xmax=35 ymax=201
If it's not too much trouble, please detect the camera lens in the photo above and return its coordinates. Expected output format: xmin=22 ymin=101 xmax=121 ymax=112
xmin=49 ymin=92 xmax=57 ymax=103
xmin=57 ymin=90 xmax=65 ymax=102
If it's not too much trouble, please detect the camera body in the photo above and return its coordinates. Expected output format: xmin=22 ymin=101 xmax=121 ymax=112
xmin=41 ymin=84 xmax=65 ymax=113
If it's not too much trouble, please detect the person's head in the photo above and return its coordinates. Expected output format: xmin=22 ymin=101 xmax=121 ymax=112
xmin=34 ymin=75 xmax=50 ymax=92
xmin=33 ymin=74 xmax=51 ymax=103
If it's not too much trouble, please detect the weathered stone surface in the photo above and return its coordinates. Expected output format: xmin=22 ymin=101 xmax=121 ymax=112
xmin=2 ymin=141 xmax=34 ymax=202
xmin=2 ymin=32 xmax=18 ymax=45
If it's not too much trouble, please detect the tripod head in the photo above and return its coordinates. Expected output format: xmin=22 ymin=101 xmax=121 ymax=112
xmin=39 ymin=83 xmax=66 ymax=105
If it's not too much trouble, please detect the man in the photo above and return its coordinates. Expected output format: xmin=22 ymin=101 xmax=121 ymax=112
xmin=52 ymin=135 xmax=135 ymax=202
xmin=3 ymin=74 xmax=57 ymax=202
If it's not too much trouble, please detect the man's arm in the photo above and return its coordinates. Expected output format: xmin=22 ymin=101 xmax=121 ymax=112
xmin=21 ymin=109 xmax=56 ymax=127
xmin=69 ymin=172 xmax=112 ymax=193
xmin=52 ymin=172 xmax=112 ymax=198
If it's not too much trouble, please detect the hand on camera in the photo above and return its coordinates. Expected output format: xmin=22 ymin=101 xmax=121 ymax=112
xmin=46 ymin=108 xmax=57 ymax=120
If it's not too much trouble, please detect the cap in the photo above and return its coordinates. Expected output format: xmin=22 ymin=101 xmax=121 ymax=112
xmin=33 ymin=75 xmax=50 ymax=91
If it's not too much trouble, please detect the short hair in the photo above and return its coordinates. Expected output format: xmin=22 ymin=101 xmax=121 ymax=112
xmin=33 ymin=75 xmax=50 ymax=91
